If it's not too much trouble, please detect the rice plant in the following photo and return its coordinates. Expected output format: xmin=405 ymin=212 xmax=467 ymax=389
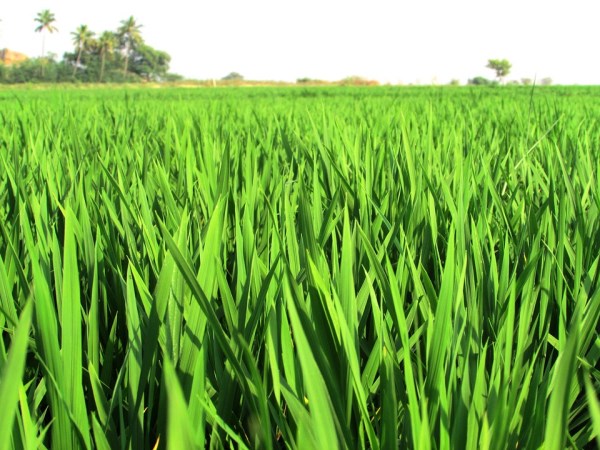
xmin=0 ymin=85 xmax=599 ymax=449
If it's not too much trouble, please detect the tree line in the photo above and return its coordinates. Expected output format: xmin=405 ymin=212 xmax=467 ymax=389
xmin=467 ymin=59 xmax=552 ymax=86
xmin=0 ymin=10 xmax=181 ymax=83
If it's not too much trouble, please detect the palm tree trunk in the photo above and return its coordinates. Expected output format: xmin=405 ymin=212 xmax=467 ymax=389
xmin=41 ymin=33 xmax=46 ymax=77
xmin=100 ymin=53 xmax=106 ymax=82
xmin=123 ymin=52 xmax=129 ymax=77
xmin=73 ymin=49 xmax=82 ymax=76
xmin=122 ymin=42 xmax=130 ymax=77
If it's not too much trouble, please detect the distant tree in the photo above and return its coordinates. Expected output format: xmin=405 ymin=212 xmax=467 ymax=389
xmin=2 ymin=14 xmax=173 ymax=84
xmin=486 ymin=59 xmax=511 ymax=83
xmin=521 ymin=78 xmax=533 ymax=86
xmin=468 ymin=76 xmax=497 ymax=86
xmin=129 ymin=43 xmax=170 ymax=81
xmin=34 ymin=10 xmax=58 ymax=76
xmin=222 ymin=72 xmax=244 ymax=81
xmin=118 ymin=16 xmax=142 ymax=76
xmin=98 ymin=31 xmax=117 ymax=82
xmin=541 ymin=77 xmax=553 ymax=86
xmin=449 ymin=79 xmax=461 ymax=86
xmin=71 ymin=25 xmax=94 ymax=76
xmin=4 ymin=56 xmax=70 ymax=83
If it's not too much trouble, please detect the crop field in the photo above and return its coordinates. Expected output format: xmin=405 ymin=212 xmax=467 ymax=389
xmin=0 ymin=86 xmax=599 ymax=449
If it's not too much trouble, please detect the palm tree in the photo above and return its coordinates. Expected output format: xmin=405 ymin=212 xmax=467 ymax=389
xmin=117 ymin=16 xmax=142 ymax=76
xmin=71 ymin=25 xmax=94 ymax=76
xmin=34 ymin=10 xmax=58 ymax=76
xmin=98 ymin=31 xmax=116 ymax=82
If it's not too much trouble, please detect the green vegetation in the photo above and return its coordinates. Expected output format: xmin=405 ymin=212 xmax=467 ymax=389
xmin=487 ymin=59 xmax=512 ymax=83
xmin=0 ymin=85 xmax=599 ymax=449
xmin=467 ymin=76 xmax=499 ymax=86
xmin=222 ymin=72 xmax=244 ymax=81
xmin=0 ymin=12 xmax=175 ymax=83
xmin=33 ymin=10 xmax=58 ymax=77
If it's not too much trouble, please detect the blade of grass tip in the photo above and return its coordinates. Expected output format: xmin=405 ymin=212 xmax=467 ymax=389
xmin=0 ymin=301 xmax=33 ymax=450
xmin=400 ymin=117 xmax=418 ymax=202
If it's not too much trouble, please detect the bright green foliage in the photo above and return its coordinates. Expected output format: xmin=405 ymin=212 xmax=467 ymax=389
xmin=0 ymin=85 xmax=599 ymax=449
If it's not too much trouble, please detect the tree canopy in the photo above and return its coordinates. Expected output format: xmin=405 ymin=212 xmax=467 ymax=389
xmin=118 ymin=16 xmax=143 ymax=75
xmin=71 ymin=25 xmax=94 ymax=75
xmin=222 ymin=72 xmax=244 ymax=81
xmin=486 ymin=59 xmax=512 ymax=82
xmin=34 ymin=10 xmax=58 ymax=35
xmin=34 ymin=9 xmax=58 ymax=76
xmin=1 ymin=11 xmax=179 ymax=83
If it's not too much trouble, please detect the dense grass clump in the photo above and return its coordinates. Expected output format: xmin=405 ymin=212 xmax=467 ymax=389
xmin=0 ymin=86 xmax=599 ymax=449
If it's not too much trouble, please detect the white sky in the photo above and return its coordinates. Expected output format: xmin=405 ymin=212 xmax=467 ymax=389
xmin=1 ymin=0 xmax=599 ymax=84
